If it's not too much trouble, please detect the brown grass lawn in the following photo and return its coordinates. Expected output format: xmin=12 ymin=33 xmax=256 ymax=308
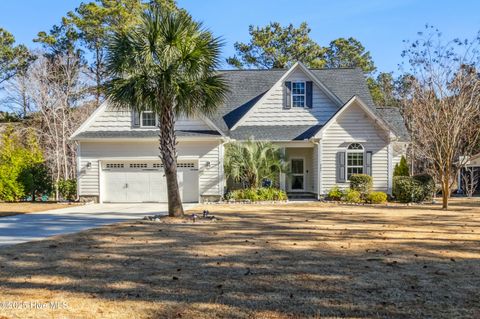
xmin=0 ymin=202 xmax=80 ymax=217
xmin=0 ymin=198 xmax=479 ymax=319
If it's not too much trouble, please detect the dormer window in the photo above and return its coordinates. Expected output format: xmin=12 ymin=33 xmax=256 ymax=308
xmin=291 ymin=81 xmax=306 ymax=107
xmin=141 ymin=111 xmax=156 ymax=127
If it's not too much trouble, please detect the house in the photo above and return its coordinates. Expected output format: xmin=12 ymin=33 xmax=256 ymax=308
xmin=71 ymin=62 xmax=409 ymax=203
xmin=458 ymin=153 xmax=480 ymax=195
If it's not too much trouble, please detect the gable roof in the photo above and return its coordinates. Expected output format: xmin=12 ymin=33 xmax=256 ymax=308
xmin=214 ymin=66 xmax=409 ymax=142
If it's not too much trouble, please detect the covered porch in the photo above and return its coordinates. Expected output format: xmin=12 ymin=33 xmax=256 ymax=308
xmin=276 ymin=142 xmax=319 ymax=200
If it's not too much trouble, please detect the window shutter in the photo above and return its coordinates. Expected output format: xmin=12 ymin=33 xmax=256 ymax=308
xmin=132 ymin=111 xmax=140 ymax=127
xmin=337 ymin=151 xmax=346 ymax=183
xmin=365 ymin=151 xmax=372 ymax=176
xmin=306 ymin=81 xmax=313 ymax=108
xmin=284 ymin=81 xmax=292 ymax=108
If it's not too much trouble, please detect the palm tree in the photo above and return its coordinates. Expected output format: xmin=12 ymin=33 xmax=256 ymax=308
xmin=104 ymin=5 xmax=228 ymax=217
xmin=225 ymin=139 xmax=288 ymax=188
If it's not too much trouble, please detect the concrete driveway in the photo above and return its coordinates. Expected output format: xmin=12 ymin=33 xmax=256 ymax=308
xmin=0 ymin=203 xmax=197 ymax=247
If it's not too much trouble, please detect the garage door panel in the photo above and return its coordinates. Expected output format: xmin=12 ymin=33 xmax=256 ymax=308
xmin=102 ymin=161 xmax=199 ymax=203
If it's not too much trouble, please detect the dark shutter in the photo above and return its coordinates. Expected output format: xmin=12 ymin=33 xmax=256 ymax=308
xmin=132 ymin=111 xmax=140 ymax=127
xmin=337 ymin=151 xmax=346 ymax=183
xmin=365 ymin=151 xmax=372 ymax=176
xmin=306 ymin=81 xmax=313 ymax=108
xmin=284 ymin=81 xmax=292 ymax=108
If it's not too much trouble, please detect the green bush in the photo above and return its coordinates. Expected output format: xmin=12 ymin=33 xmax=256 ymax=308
xmin=18 ymin=162 xmax=53 ymax=201
xmin=393 ymin=156 xmax=409 ymax=177
xmin=327 ymin=186 xmax=344 ymax=200
xmin=226 ymin=187 xmax=287 ymax=202
xmin=393 ymin=174 xmax=435 ymax=203
xmin=343 ymin=189 xmax=362 ymax=203
xmin=366 ymin=191 xmax=388 ymax=204
xmin=57 ymin=179 xmax=77 ymax=201
xmin=393 ymin=176 xmax=423 ymax=203
xmin=413 ymin=174 xmax=435 ymax=200
xmin=349 ymin=174 xmax=373 ymax=196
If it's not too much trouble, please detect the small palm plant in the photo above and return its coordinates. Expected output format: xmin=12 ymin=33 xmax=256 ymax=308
xmin=224 ymin=139 xmax=288 ymax=188
xmin=105 ymin=4 xmax=228 ymax=216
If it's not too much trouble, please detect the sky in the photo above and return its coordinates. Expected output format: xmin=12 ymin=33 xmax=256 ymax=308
xmin=0 ymin=0 xmax=479 ymax=75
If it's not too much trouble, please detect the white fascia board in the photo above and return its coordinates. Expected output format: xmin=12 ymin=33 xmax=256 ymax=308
xmin=70 ymin=101 xmax=109 ymax=140
xmin=74 ymin=136 xmax=224 ymax=143
xmin=315 ymin=96 xmax=396 ymax=139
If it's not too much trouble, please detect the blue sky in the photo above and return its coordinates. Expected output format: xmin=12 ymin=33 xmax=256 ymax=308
xmin=0 ymin=0 xmax=479 ymax=74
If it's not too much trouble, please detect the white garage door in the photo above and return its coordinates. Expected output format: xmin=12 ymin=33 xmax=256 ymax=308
xmin=102 ymin=161 xmax=199 ymax=203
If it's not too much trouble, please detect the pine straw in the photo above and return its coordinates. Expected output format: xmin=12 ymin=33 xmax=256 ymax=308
xmin=0 ymin=198 xmax=479 ymax=318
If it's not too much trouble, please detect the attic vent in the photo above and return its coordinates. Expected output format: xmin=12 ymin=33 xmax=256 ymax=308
xmin=178 ymin=163 xmax=195 ymax=168
xmin=130 ymin=163 xmax=148 ymax=168
xmin=106 ymin=163 xmax=124 ymax=169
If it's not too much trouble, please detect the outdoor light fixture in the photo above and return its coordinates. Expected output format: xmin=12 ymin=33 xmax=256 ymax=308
xmin=206 ymin=161 xmax=211 ymax=168
xmin=86 ymin=162 xmax=92 ymax=168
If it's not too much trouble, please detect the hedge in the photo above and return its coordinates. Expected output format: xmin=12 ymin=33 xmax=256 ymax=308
xmin=226 ymin=187 xmax=287 ymax=201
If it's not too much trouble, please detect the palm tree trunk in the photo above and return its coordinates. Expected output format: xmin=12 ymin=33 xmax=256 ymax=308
xmin=159 ymin=105 xmax=184 ymax=217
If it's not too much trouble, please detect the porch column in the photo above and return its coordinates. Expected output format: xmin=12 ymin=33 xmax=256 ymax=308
xmin=280 ymin=147 xmax=286 ymax=191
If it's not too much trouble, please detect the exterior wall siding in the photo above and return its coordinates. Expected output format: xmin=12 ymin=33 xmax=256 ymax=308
xmin=242 ymin=69 xmax=339 ymax=126
xmin=78 ymin=140 xmax=222 ymax=200
xmin=86 ymin=106 xmax=211 ymax=132
xmin=321 ymin=103 xmax=390 ymax=192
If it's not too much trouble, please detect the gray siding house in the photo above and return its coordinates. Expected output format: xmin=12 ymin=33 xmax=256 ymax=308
xmin=71 ymin=62 xmax=409 ymax=203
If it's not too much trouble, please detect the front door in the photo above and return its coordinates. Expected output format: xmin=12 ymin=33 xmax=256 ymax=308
xmin=290 ymin=158 xmax=304 ymax=191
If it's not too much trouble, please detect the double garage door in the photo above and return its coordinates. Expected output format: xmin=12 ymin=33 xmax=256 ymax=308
xmin=102 ymin=161 xmax=199 ymax=203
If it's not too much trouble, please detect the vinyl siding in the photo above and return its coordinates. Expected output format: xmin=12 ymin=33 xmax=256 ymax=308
xmin=78 ymin=140 xmax=222 ymax=199
xmin=321 ymin=103 xmax=389 ymax=192
xmin=242 ymin=69 xmax=339 ymax=126
xmin=86 ymin=105 xmax=211 ymax=132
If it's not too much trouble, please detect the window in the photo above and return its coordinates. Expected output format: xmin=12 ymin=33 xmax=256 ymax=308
xmin=291 ymin=82 xmax=305 ymax=107
xmin=141 ymin=111 xmax=156 ymax=127
xmin=346 ymin=143 xmax=364 ymax=179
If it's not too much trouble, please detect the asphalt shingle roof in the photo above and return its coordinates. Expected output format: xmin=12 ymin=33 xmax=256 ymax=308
xmin=228 ymin=125 xmax=324 ymax=141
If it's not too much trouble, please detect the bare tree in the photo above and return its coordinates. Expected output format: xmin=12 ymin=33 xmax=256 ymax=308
xmin=462 ymin=166 xmax=479 ymax=197
xmin=5 ymin=52 xmax=94 ymax=199
xmin=401 ymin=26 xmax=480 ymax=209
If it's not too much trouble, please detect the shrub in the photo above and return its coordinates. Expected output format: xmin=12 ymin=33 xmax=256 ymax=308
xmin=393 ymin=156 xmax=409 ymax=177
xmin=392 ymin=176 xmax=423 ymax=203
xmin=327 ymin=186 xmax=344 ymax=200
xmin=18 ymin=162 xmax=53 ymax=201
xmin=226 ymin=187 xmax=287 ymax=202
xmin=366 ymin=191 xmax=388 ymax=204
xmin=343 ymin=189 xmax=362 ymax=203
xmin=349 ymin=174 xmax=373 ymax=195
xmin=57 ymin=179 xmax=77 ymax=201
xmin=413 ymin=174 xmax=435 ymax=200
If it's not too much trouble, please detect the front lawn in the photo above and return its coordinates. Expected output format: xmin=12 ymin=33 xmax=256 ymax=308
xmin=0 ymin=199 xmax=479 ymax=318
xmin=0 ymin=202 xmax=80 ymax=217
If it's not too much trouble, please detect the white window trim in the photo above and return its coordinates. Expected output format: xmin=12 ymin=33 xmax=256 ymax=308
xmin=291 ymin=81 xmax=306 ymax=108
xmin=346 ymin=143 xmax=364 ymax=180
xmin=140 ymin=111 xmax=157 ymax=128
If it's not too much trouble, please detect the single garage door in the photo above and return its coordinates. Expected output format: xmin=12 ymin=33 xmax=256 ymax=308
xmin=102 ymin=161 xmax=199 ymax=203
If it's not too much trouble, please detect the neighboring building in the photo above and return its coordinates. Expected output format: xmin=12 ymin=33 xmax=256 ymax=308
xmin=71 ymin=62 xmax=409 ymax=203
xmin=458 ymin=153 xmax=480 ymax=195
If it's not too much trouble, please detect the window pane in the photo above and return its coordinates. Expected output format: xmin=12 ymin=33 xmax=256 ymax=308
xmin=291 ymin=159 xmax=304 ymax=174
xmin=142 ymin=112 xmax=156 ymax=126
xmin=292 ymin=95 xmax=305 ymax=107
xmin=292 ymin=82 xmax=305 ymax=94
